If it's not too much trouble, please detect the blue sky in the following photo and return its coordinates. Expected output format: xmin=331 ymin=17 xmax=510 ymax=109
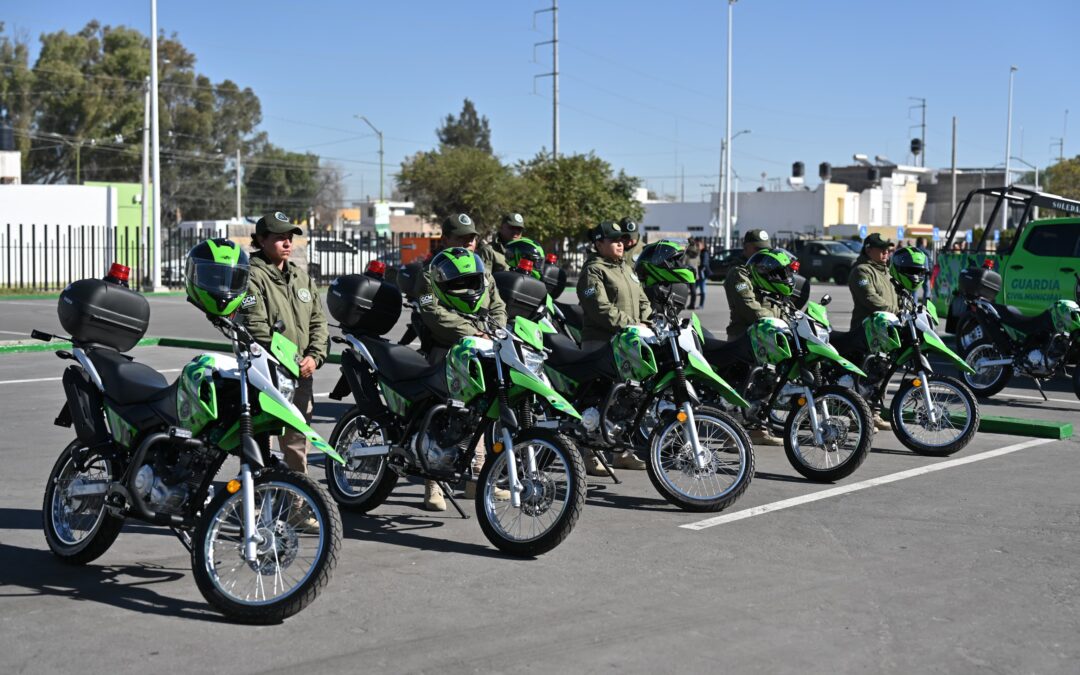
xmin=5 ymin=0 xmax=1079 ymax=204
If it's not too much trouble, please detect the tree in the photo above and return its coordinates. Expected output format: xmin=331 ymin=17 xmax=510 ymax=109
xmin=515 ymin=152 xmax=644 ymax=243
xmin=1044 ymin=156 xmax=1080 ymax=201
xmin=397 ymin=145 xmax=515 ymax=232
xmin=436 ymin=98 xmax=492 ymax=154
xmin=1 ymin=21 xmax=321 ymax=223
xmin=243 ymin=145 xmax=320 ymax=217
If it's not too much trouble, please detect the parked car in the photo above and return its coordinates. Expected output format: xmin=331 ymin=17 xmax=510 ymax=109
xmin=306 ymin=238 xmax=377 ymax=283
xmin=788 ymin=239 xmax=859 ymax=283
xmin=838 ymin=239 xmax=862 ymax=255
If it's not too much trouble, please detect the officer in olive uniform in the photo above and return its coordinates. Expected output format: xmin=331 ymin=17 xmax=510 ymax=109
xmin=848 ymin=233 xmax=898 ymax=430
xmin=576 ymin=220 xmax=652 ymax=472
xmin=240 ymin=212 xmax=329 ymax=477
xmin=724 ymin=229 xmax=783 ymax=339
xmin=417 ymin=213 xmax=508 ymax=359
xmin=477 ymin=212 xmax=524 ymax=273
xmin=578 ymin=220 xmax=652 ymax=346
xmin=848 ymin=233 xmax=898 ymax=332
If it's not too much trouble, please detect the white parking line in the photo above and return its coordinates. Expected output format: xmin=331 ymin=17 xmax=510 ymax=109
xmin=0 ymin=368 xmax=182 ymax=386
xmin=681 ymin=437 xmax=1058 ymax=531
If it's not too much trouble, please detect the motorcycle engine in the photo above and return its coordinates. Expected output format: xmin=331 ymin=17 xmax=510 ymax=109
xmin=133 ymin=443 xmax=208 ymax=515
xmin=1025 ymin=335 xmax=1069 ymax=377
xmin=419 ymin=409 xmax=473 ymax=473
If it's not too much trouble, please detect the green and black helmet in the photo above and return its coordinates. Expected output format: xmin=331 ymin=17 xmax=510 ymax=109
xmin=428 ymin=247 xmax=488 ymax=314
xmin=504 ymin=238 xmax=545 ymax=279
xmin=635 ymin=240 xmax=696 ymax=309
xmin=185 ymin=238 xmax=250 ymax=316
xmin=748 ymin=248 xmax=797 ymax=296
xmin=889 ymin=246 xmax=930 ymax=291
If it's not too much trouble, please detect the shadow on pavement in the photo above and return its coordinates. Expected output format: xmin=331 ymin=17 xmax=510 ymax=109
xmin=0 ymin=542 xmax=223 ymax=622
xmin=583 ymin=484 xmax=675 ymax=512
xmin=339 ymin=511 xmax=507 ymax=560
xmin=0 ymin=507 xmax=183 ymax=538
xmin=752 ymin=471 xmax=813 ymax=484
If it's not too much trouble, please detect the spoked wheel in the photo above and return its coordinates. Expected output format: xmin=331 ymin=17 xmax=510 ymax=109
xmin=192 ymin=467 xmax=341 ymax=624
xmin=476 ymin=428 xmax=585 ymax=557
xmin=42 ymin=441 xmax=124 ymax=565
xmin=645 ymin=406 xmax=754 ymax=512
xmin=891 ymin=375 xmax=979 ymax=456
xmin=784 ymin=385 xmax=873 ymax=482
xmin=324 ymin=407 xmax=398 ymax=512
xmin=962 ymin=340 xmax=1013 ymax=398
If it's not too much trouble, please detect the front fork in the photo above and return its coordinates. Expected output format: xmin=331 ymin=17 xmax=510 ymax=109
xmin=240 ymin=463 xmax=263 ymax=563
xmin=917 ymin=370 xmax=938 ymax=425
xmin=668 ymin=336 xmax=707 ymax=470
xmin=493 ymin=355 xmax=526 ymax=509
xmin=803 ymin=386 xmax=826 ymax=445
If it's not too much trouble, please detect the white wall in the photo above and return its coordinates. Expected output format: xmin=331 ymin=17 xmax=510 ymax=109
xmin=0 ymin=184 xmax=117 ymax=226
xmin=641 ymin=201 xmax=715 ymax=239
xmin=735 ymin=188 xmax=825 ymax=236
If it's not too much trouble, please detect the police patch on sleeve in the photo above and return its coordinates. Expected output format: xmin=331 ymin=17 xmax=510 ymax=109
xmin=419 ymin=293 xmax=435 ymax=306
xmin=857 ymin=278 xmax=869 ymax=287
xmin=583 ymin=287 xmax=597 ymax=297
xmin=241 ymin=295 xmax=257 ymax=309
xmin=296 ymin=288 xmax=312 ymax=303
xmin=735 ymin=282 xmax=749 ymax=292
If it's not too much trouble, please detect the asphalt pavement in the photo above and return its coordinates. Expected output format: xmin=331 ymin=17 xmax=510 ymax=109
xmin=1 ymin=282 xmax=1078 ymax=674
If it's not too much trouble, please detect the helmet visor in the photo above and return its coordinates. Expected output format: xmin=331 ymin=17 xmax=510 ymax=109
xmin=189 ymin=260 xmax=249 ymax=298
xmin=897 ymin=266 xmax=927 ymax=285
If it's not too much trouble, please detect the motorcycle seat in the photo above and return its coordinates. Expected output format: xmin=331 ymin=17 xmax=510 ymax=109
xmin=358 ymin=335 xmax=448 ymax=401
xmin=829 ymin=330 xmax=866 ymax=358
xmin=702 ymin=330 xmax=753 ymax=364
xmin=87 ymin=348 xmax=172 ymax=406
xmin=991 ymin=303 xmax=1054 ymax=334
xmin=543 ymin=332 xmax=617 ymax=381
xmin=554 ymin=301 xmax=584 ymax=330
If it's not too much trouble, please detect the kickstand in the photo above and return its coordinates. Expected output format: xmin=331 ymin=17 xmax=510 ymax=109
xmin=170 ymin=526 xmax=193 ymax=553
xmin=437 ymin=481 xmax=470 ymax=519
xmin=1032 ymin=377 xmax=1049 ymax=401
xmin=595 ymin=449 xmax=622 ymax=484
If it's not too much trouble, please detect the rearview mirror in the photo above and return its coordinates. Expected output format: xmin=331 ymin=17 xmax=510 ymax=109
xmin=820 ymin=294 xmax=832 ymax=306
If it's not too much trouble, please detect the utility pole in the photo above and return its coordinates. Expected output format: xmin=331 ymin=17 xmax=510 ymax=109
xmin=534 ymin=1 xmax=559 ymax=157
xmin=950 ymin=116 xmax=957 ymax=220
xmin=910 ymin=97 xmax=927 ymax=166
xmin=1003 ymin=66 xmax=1017 ymax=234
xmin=150 ymin=0 xmax=163 ymax=290
xmin=235 ymin=149 xmax=242 ymax=220
xmin=355 ymin=115 xmax=384 ymax=201
xmin=141 ymin=77 xmax=150 ymax=240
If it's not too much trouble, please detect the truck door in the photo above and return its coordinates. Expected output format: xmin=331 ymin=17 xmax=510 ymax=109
xmin=1002 ymin=220 xmax=1080 ymax=314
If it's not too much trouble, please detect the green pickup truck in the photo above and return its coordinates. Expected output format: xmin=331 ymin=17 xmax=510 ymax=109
xmin=930 ymin=187 xmax=1080 ymax=332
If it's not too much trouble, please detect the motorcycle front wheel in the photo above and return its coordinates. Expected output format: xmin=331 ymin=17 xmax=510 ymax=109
xmin=325 ymin=407 xmax=398 ymax=512
xmin=784 ymin=385 xmax=873 ymax=482
xmin=891 ymin=375 xmax=979 ymax=456
xmin=192 ymin=467 xmax=341 ymax=624
xmin=646 ymin=406 xmax=754 ymax=512
xmin=476 ymin=428 xmax=585 ymax=557
xmin=961 ymin=340 xmax=1013 ymax=398
xmin=42 ymin=441 xmax=124 ymax=565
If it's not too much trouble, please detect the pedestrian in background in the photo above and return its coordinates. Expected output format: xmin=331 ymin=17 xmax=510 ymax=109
xmin=685 ymin=237 xmax=701 ymax=309
xmin=696 ymin=242 xmax=711 ymax=307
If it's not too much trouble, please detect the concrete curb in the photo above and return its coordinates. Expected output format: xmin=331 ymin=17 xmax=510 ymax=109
xmin=883 ymin=409 xmax=1072 ymax=440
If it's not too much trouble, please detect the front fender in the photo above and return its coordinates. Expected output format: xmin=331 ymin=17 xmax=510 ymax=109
xmin=508 ymin=368 xmax=581 ymax=419
xmin=258 ymin=391 xmax=345 ymax=465
xmin=653 ymin=354 xmax=749 ymax=408
xmin=921 ymin=329 xmax=976 ymax=374
xmin=806 ymin=341 xmax=867 ymax=377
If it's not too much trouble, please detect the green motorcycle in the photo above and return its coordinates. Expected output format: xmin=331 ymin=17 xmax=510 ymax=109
xmin=38 ymin=259 xmax=343 ymax=623
xmin=704 ymin=296 xmax=876 ymax=482
xmin=325 ymin=314 xmax=586 ymax=557
xmin=830 ymin=293 xmax=980 ymax=456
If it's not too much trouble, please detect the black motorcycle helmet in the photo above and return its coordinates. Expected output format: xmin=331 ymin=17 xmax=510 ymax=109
xmin=634 ymin=240 xmax=696 ymax=310
xmin=427 ymin=247 xmax=488 ymax=314
xmin=185 ymin=238 xmax=251 ymax=316
xmin=889 ymin=246 xmax=931 ymax=291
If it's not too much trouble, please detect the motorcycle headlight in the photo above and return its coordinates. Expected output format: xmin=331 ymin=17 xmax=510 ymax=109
xmin=520 ymin=346 xmax=546 ymax=377
xmin=814 ymin=323 xmax=831 ymax=343
xmin=276 ymin=367 xmax=297 ymax=403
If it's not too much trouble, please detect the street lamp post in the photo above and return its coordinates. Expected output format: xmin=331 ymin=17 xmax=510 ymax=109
xmin=1002 ymin=65 xmax=1017 ymax=234
xmin=355 ymin=115 xmax=384 ymax=202
xmin=718 ymin=128 xmax=750 ymax=245
xmin=1010 ymin=155 xmax=1040 ymax=218
xmin=44 ymin=132 xmax=84 ymax=183
xmin=722 ymin=0 xmax=738 ymax=249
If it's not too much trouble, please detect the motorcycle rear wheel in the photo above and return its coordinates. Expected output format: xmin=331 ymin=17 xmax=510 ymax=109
xmin=476 ymin=429 xmax=585 ymax=557
xmin=890 ymin=375 xmax=979 ymax=456
xmin=43 ymin=441 xmax=124 ymax=565
xmin=192 ymin=468 xmax=341 ymax=624
xmin=324 ymin=407 xmax=398 ymax=512
xmin=783 ymin=385 xmax=873 ymax=483
xmin=961 ymin=340 xmax=1013 ymax=398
